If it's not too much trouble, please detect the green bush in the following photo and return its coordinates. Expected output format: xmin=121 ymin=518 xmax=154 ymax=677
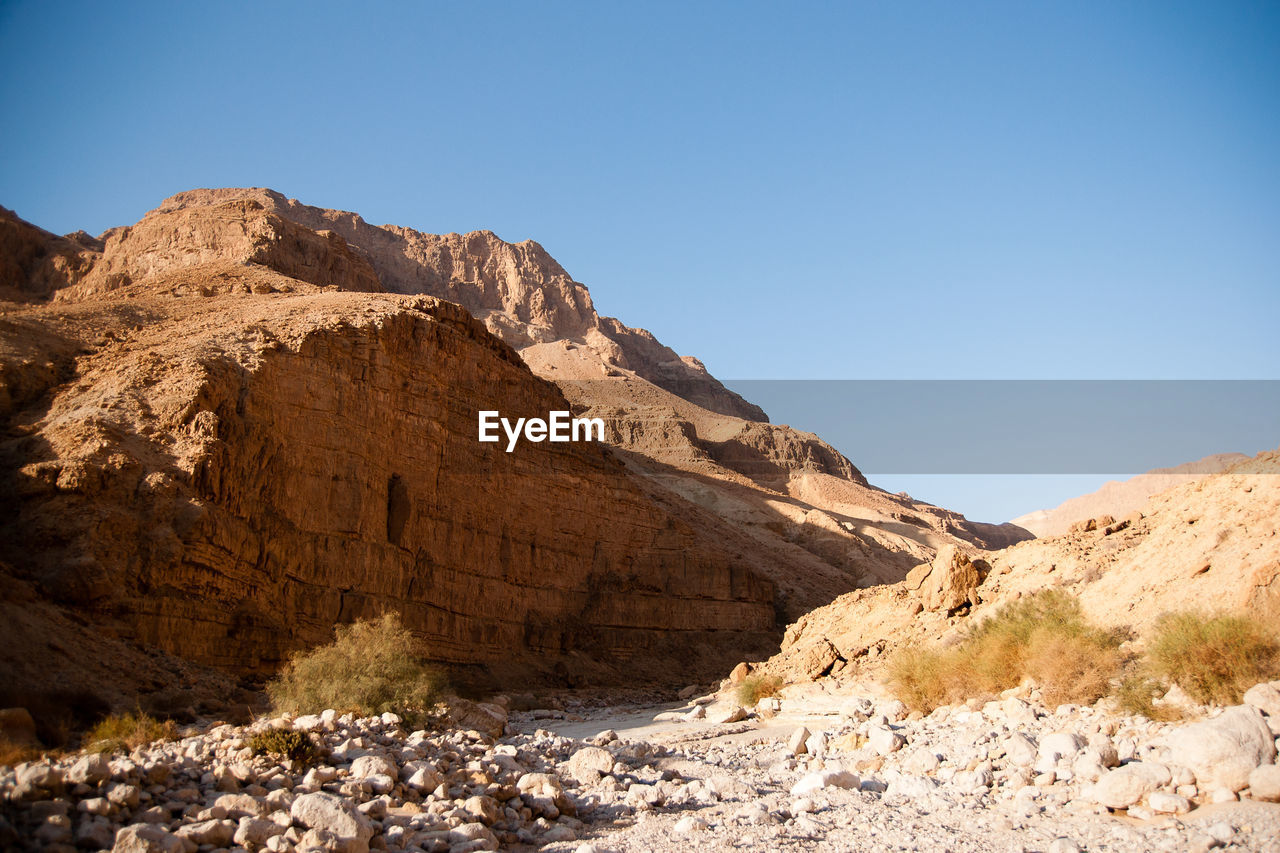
xmin=1146 ymin=611 xmax=1280 ymax=705
xmin=267 ymin=613 xmax=446 ymax=718
xmin=248 ymin=728 xmax=317 ymax=763
xmin=735 ymin=674 xmax=783 ymax=708
xmin=887 ymin=590 xmax=1124 ymax=711
xmin=85 ymin=711 xmax=177 ymax=755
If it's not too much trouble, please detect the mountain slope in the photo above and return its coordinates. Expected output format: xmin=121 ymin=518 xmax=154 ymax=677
xmin=1011 ymin=452 xmax=1250 ymax=537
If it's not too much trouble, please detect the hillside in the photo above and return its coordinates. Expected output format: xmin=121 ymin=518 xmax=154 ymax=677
xmin=748 ymin=448 xmax=1280 ymax=685
xmin=0 ymin=190 xmax=1028 ymax=718
xmin=1011 ymin=452 xmax=1250 ymax=537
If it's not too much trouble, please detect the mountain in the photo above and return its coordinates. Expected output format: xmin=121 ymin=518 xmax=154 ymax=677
xmin=0 ymin=190 xmax=1029 ymax=716
xmin=1010 ymin=453 xmax=1250 ymax=538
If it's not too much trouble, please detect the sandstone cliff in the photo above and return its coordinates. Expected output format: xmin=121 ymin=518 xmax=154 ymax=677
xmin=26 ymin=189 xmax=1030 ymax=621
xmin=0 ymin=224 xmax=782 ymax=712
xmin=0 ymin=190 xmax=1031 ymax=714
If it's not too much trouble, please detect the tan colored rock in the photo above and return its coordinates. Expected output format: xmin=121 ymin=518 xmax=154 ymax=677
xmin=1164 ymin=706 xmax=1276 ymax=792
xmin=1012 ymin=456 xmax=1244 ymax=538
xmin=1249 ymin=765 xmax=1280 ymax=802
xmin=565 ymin=746 xmax=614 ymax=782
xmin=290 ymin=792 xmax=373 ymax=853
xmin=905 ymin=545 xmax=979 ymax=613
xmin=1089 ymin=762 xmax=1171 ymax=809
xmin=1244 ymin=682 xmax=1280 ymax=718
xmin=0 ymin=708 xmax=39 ymax=749
xmin=0 ymin=190 xmax=1036 ymax=706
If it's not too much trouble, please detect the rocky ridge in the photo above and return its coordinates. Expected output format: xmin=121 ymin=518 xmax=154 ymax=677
xmin=0 ymin=251 xmax=781 ymax=710
xmin=1011 ymin=453 xmax=1251 ymax=538
xmin=0 ymin=188 xmax=1032 ymax=715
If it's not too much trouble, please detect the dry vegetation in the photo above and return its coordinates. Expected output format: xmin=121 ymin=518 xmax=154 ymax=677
xmin=267 ymin=613 xmax=446 ymax=719
xmin=0 ymin=739 xmax=41 ymax=767
xmin=887 ymin=590 xmax=1125 ymax=711
xmin=1146 ymin=610 xmax=1280 ymax=705
xmin=84 ymin=711 xmax=177 ymax=755
xmin=736 ymin=674 xmax=783 ymax=708
xmin=888 ymin=591 xmax=1280 ymax=715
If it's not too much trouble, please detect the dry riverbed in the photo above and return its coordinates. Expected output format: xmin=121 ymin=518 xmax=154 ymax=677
xmin=4 ymin=682 xmax=1280 ymax=853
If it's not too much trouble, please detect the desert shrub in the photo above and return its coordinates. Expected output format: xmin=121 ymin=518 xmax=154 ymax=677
xmin=267 ymin=613 xmax=446 ymax=718
xmin=886 ymin=646 xmax=959 ymax=712
xmin=0 ymin=739 xmax=41 ymax=767
xmin=736 ymin=674 xmax=783 ymax=708
xmin=85 ymin=711 xmax=177 ymax=755
xmin=1113 ymin=672 xmax=1183 ymax=721
xmin=247 ymin=728 xmax=317 ymax=763
xmin=1146 ymin=611 xmax=1280 ymax=705
xmin=887 ymin=590 xmax=1124 ymax=711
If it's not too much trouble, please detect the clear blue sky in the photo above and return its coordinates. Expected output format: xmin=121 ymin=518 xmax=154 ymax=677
xmin=2 ymin=1 xmax=1277 ymax=521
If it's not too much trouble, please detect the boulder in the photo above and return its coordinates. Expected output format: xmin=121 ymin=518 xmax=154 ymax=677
xmin=794 ymin=639 xmax=841 ymax=681
xmin=708 ymin=705 xmax=747 ymax=725
xmin=905 ymin=545 xmax=979 ymax=613
xmin=462 ymin=795 xmax=501 ymax=825
xmin=66 ymin=753 xmax=111 ymax=785
xmin=1249 ymin=764 xmax=1280 ymax=802
xmin=441 ymin=699 xmax=507 ymax=739
xmin=787 ymin=727 xmax=810 ymax=756
xmin=790 ymin=769 xmax=860 ymax=796
xmin=1147 ymin=792 xmax=1191 ymax=814
xmin=349 ymin=754 xmax=398 ymax=781
xmin=1002 ymin=733 xmax=1038 ymax=768
xmin=111 ymin=825 xmax=192 ymax=853
xmin=1089 ymin=762 xmax=1172 ymax=809
xmin=290 ymin=792 xmax=373 ymax=853
xmin=1163 ymin=705 xmax=1275 ymax=792
xmin=0 ymin=708 xmax=40 ymax=748
xmin=174 ymin=819 xmax=235 ymax=847
xmin=1244 ymin=682 xmax=1280 ymax=718
xmin=868 ymin=726 xmax=905 ymax=756
xmin=564 ymin=746 xmax=614 ymax=782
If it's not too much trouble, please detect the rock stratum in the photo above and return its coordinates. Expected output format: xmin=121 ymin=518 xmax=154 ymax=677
xmin=0 ymin=190 xmax=1027 ymax=716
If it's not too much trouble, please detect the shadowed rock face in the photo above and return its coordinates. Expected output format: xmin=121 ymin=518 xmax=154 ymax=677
xmin=0 ymin=205 xmax=781 ymax=700
xmin=0 ymin=190 xmax=1031 ymax=708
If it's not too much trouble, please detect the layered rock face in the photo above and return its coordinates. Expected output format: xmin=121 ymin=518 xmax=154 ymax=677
xmin=133 ymin=188 xmax=767 ymax=422
xmin=0 ymin=189 xmax=1032 ymax=709
xmin=15 ymin=189 xmax=1030 ymax=626
xmin=0 ymin=214 xmax=779 ymax=704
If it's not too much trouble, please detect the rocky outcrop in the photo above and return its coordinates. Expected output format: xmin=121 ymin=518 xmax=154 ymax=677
xmin=59 ymin=197 xmax=382 ymax=299
xmin=0 ymin=191 xmax=1039 ymax=711
xmin=743 ymin=449 xmax=1280 ymax=685
xmin=140 ymin=188 xmax=766 ymax=423
xmin=0 ymin=208 xmax=788 ymax=706
xmin=903 ymin=545 xmax=980 ymax=614
xmin=0 ymin=289 xmax=778 ymax=692
xmin=0 ymin=207 xmax=98 ymax=301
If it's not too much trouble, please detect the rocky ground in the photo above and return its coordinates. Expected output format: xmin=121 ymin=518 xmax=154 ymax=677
xmin=4 ymin=680 xmax=1280 ymax=853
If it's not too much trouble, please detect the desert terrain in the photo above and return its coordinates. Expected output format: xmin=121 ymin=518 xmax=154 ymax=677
xmin=1 ymin=190 xmax=1277 ymax=852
